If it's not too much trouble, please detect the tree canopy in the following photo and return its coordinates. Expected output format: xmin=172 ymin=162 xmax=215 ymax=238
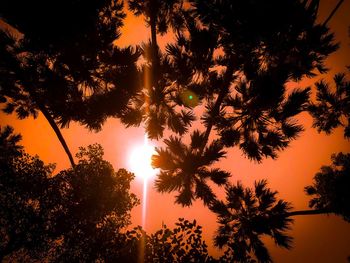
xmin=0 ymin=0 xmax=349 ymax=262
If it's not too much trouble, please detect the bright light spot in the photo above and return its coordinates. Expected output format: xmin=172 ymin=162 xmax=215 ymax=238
xmin=189 ymin=95 xmax=193 ymax=100
xmin=129 ymin=136 xmax=158 ymax=180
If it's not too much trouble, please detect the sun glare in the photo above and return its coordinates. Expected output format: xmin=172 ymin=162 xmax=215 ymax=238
xmin=128 ymin=136 xmax=158 ymax=180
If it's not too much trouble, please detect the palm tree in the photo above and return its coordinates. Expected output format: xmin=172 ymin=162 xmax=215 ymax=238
xmin=0 ymin=30 xmax=77 ymax=167
xmin=127 ymin=0 xmax=186 ymax=92
xmin=119 ymin=43 xmax=196 ymax=139
xmin=0 ymin=1 xmax=141 ymax=167
xmin=217 ymin=80 xmax=311 ymax=162
xmin=123 ymin=1 xmax=195 ymax=140
xmin=211 ymin=152 xmax=350 ymax=262
xmin=210 ymin=180 xmax=293 ymax=262
xmin=152 ymin=131 xmax=230 ymax=206
xmin=309 ymin=73 xmax=350 ymax=139
xmin=128 ymin=0 xmax=185 ymax=56
xmin=146 ymin=0 xmax=338 ymax=206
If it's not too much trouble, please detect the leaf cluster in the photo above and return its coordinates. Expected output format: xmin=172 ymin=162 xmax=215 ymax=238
xmin=210 ymin=180 xmax=293 ymax=263
xmin=309 ymin=73 xmax=350 ymax=139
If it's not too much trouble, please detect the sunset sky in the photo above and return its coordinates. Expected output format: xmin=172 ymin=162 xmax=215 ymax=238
xmin=1 ymin=1 xmax=350 ymax=262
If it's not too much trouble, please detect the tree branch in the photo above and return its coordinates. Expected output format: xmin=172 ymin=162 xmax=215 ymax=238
xmin=200 ymin=62 xmax=235 ymax=153
xmin=286 ymin=208 xmax=333 ymax=217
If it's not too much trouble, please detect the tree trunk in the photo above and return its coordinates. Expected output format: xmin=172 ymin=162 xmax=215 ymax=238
xmin=149 ymin=0 xmax=159 ymax=88
xmin=199 ymin=61 xmax=235 ymax=154
xmin=286 ymin=209 xmax=333 ymax=217
xmin=38 ymin=105 xmax=75 ymax=167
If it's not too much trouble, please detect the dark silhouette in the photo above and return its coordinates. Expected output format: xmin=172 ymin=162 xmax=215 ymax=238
xmin=152 ymin=131 xmax=229 ymax=206
xmin=0 ymin=125 xmax=56 ymax=260
xmin=120 ymin=1 xmax=194 ymax=139
xmin=0 ymin=129 xmax=138 ymax=261
xmin=0 ymin=30 xmax=76 ymax=167
xmin=144 ymin=218 xmax=214 ymax=262
xmin=304 ymin=152 xmax=350 ymax=221
xmin=0 ymin=0 xmax=141 ymax=166
xmin=128 ymin=0 xmax=185 ymax=79
xmin=0 ymin=129 xmax=215 ymax=261
xmin=209 ymin=154 xmax=350 ymax=262
xmin=210 ymin=180 xmax=293 ymax=262
xmin=309 ymin=73 xmax=350 ymax=139
xmin=0 ymin=0 xmax=348 ymax=262
xmin=150 ymin=0 xmax=338 ymax=207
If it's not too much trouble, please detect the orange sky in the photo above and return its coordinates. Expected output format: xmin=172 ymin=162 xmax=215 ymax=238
xmin=1 ymin=1 xmax=350 ymax=262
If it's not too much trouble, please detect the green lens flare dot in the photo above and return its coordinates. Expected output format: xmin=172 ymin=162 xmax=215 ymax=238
xmin=189 ymin=95 xmax=193 ymax=100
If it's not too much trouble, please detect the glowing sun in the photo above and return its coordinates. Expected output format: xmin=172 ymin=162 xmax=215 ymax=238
xmin=128 ymin=136 xmax=159 ymax=180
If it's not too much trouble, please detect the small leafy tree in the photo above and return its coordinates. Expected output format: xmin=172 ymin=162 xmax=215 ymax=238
xmin=0 ymin=128 xmax=139 ymax=261
xmin=145 ymin=218 xmax=213 ymax=263
xmin=121 ymin=218 xmax=215 ymax=263
xmin=50 ymin=144 xmax=139 ymax=262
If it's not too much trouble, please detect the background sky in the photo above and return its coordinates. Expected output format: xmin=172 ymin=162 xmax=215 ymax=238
xmin=1 ymin=1 xmax=350 ymax=262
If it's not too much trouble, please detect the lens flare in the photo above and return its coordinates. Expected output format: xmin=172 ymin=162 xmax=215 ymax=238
xmin=128 ymin=135 xmax=158 ymax=231
xmin=129 ymin=136 xmax=158 ymax=181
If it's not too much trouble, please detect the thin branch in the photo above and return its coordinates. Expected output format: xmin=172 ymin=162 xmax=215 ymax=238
xmin=323 ymin=0 xmax=345 ymax=26
xmin=286 ymin=208 xmax=333 ymax=217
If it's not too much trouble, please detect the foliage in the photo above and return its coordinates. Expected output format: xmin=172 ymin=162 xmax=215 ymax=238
xmin=145 ymin=218 xmax=214 ymax=263
xmin=153 ymin=132 xmax=229 ymax=206
xmin=305 ymin=152 xmax=350 ymax=222
xmin=49 ymin=144 xmax=139 ymax=262
xmin=0 ymin=0 xmax=348 ymax=262
xmin=0 ymin=126 xmax=56 ymax=261
xmin=0 ymin=129 xmax=139 ymax=261
xmin=122 ymin=218 xmax=215 ymax=263
xmin=0 ymin=0 xmax=141 ymax=131
xmin=210 ymin=180 xmax=293 ymax=262
xmin=128 ymin=0 xmax=186 ymax=35
xmin=146 ymin=0 xmax=338 ymax=207
xmin=309 ymin=73 xmax=350 ymax=139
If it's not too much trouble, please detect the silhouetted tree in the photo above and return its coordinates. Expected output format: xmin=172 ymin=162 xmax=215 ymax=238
xmin=0 ymin=129 xmax=139 ymax=261
xmin=49 ymin=145 xmax=139 ymax=262
xmin=304 ymin=152 xmax=350 ymax=221
xmin=152 ymin=131 xmax=229 ymax=206
xmin=0 ymin=126 xmax=56 ymax=260
xmin=1 ymin=1 xmax=347 ymax=261
xmin=210 ymin=180 xmax=293 ymax=262
xmin=149 ymin=0 xmax=338 ymax=206
xmin=120 ymin=1 xmax=195 ymax=140
xmin=209 ymin=153 xmax=350 ymax=262
xmin=309 ymin=73 xmax=350 ymax=139
xmin=128 ymin=0 xmax=185 ymax=73
xmin=0 ymin=0 xmax=141 ymax=166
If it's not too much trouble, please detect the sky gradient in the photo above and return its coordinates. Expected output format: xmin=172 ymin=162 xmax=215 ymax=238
xmin=1 ymin=1 xmax=350 ymax=262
